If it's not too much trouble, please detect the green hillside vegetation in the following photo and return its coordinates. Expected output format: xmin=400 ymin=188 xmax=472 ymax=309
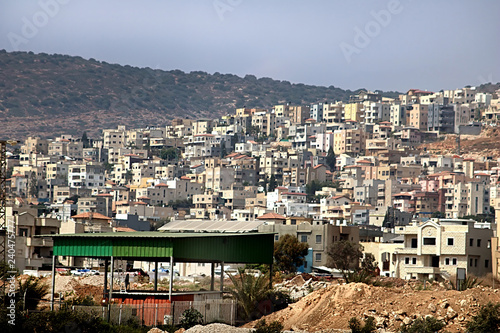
xmin=0 ymin=50 xmax=397 ymax=138
xmin=1 ymin=50 xmax=496 ymax=139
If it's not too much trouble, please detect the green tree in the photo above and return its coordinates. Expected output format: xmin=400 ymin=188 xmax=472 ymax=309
xmin=125 ymin=169 xmax=133 ymax=184
xmin=81 ymin=131 xmax=91 ymax=148
xmin=326 ymin=240 xmax=363 ymax=281
xmin=274 ymin=234 xmax=309 ymax=274
xmin=305 ymin=180 xmax=323 ymax=202
xmin=28 ymin=172 xmax=38 ymax=198
xmin=466 ymin=302 xmax=500 ymax=333
xmin=179 ymin=308 xmax=204 ymax=329
xmin=228 ymin=269 xmax=270 ymax=320
xmin=268 ymin=175 xmax=277 ymax=192
xmin=220 ymin=140 xmax=227 ymax=158
xmin=326 ymin=146 xmax=336 ymax=172
xmin=160 ymin=147 xmax=179 ymax=161
xmin=361 ymin=253 xmax=378 ymax=274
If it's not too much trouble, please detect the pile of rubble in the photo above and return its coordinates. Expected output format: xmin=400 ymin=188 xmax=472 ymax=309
xmin=273 ymin=274 xmax=330 ymax=300
xmin=250 ymin=281 xmax=500 ymax=332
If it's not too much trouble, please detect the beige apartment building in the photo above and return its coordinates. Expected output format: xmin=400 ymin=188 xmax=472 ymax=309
xmin=344 ymin=103 xmax=363 ymax=122
xmin=394 ymin=219 xmax=492 ymax=280
xmin=333 ymin=129 xmax=364 ymax=156
xmin=406 ymin=104 xmax=428 ymax=130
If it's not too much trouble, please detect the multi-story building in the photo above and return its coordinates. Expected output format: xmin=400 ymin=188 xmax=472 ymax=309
xmin=394 ymin=219 xmax=492 ymax=280
xmin=68 ymin=164 xmax=106 ymax=188
xmin=406 ymin=104 xmax=428 ymax=131
xmin=258 ymin=221 xmax=360 ymax=268
xmin=333 ymin=128 xmax=364 ymax=156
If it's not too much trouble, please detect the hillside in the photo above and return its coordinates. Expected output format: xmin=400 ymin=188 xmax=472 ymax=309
xmin=0 ymin=50 xmax=398 ymax=140
xmin=419 ymin=127 xmax=500 ymax=160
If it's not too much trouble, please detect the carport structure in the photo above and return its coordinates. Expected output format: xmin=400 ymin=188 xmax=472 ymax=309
xmin=49 ymin=231 xmax=275 ymax=310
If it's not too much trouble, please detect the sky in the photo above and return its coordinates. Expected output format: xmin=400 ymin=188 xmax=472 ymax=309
xmin=0 ymin=0 xmax=499 ymax=92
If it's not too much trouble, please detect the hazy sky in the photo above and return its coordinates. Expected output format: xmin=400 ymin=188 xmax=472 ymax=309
xmin=1 ymin=0 xmax=498 ymax=92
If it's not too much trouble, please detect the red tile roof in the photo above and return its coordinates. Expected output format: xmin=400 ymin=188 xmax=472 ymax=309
xmin=257 ymin=212 xmax=286 ymax=220
xmin=71 ymin=212 xmax=112 ymax=220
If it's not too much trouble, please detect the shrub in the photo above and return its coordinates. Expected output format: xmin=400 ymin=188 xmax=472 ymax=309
xmin=179 ymin=307 xmax=203 ymax=329
xmin=349 ymin=316 xmax=376 ymax=333
xmin=400 ymin=316 xmax=445 ymax=333
xmin=465 ymin=302 xmax=500 ymax=333
xmin=449 ymin=275 xmax=481 ymax=291
xmin=254 ymin=319 xmax=283 ymax=333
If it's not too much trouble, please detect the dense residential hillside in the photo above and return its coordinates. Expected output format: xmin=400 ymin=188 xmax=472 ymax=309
xmin=0 ymin=50 xmax=401 ymax=139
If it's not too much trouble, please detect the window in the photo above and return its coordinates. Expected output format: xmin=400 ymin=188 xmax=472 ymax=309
xmin=447 ymin=238 xmax=454 ymax=246
xmin=412 ymin=258 xmax=417 ymax=265
xmin=301 ymin=235 xmax=307 ymax=243
xmin=445 ymin=258 xmax=450 ymax=265
xmin=316 ymin=235 xmax=322 ymax=243
xmin=315 ymin=253 xmax=321 ymax=261
xmin=274 ymin=235 xmax=279 ymax=241
xmin=477 ymin=239 xmax=481 ymax=247
xmin=470 ymin=238 xmax=474 ymax=247
xmin=423 ymin=238 xmax=436 ymax=245
xmin=470 ymin=258 xmax=473 ymax=267
xmin=405 ymin=257 xmax=410 ymax=265
xmin=411 ymin=238 xmax=418 ymax=248
xmin=452 ymin=258 xmax=457 ymax=265
xmin=486 ymin=260 xmax=489 ymax=268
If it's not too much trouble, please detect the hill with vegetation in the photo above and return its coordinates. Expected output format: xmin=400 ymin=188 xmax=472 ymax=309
xmin=2 ymin=50 xmax=497 ymax=140
xmin=0 ymin=50 xmax=400 ymax=139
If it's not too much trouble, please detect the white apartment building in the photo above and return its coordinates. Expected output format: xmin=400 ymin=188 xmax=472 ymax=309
xmin=68 ymin=164 xmax=106 ymax=188
xmin=395 ymin=219 xmax=492 ymax=280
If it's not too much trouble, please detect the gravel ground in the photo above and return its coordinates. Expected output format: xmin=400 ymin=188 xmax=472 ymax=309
xmin=184 ymin=324 xmax=253 ymax=332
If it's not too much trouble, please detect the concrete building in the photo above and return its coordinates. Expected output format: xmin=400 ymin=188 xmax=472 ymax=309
xmin=258 ymin=221 xmax=359 ymax=268
xmin=395 ymin=219 xmax=492 ymax=280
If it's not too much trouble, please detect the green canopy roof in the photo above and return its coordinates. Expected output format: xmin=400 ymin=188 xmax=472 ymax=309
xmin=50 ymin=232 xmax=274 ymax=264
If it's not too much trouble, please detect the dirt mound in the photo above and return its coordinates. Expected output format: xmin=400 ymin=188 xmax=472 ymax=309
xmin=248 ymin=281 xmax=500 ymax=332
xmin=420 ymin=127 xmax=500 ymax=159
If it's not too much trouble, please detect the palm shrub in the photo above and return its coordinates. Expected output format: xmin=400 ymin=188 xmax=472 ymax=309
xmin=18 ymin=276 xmax=49 ymax=310
xmin=449 ymin=275 xmax=481 ymax=291
xmin=228 ymin=268 xmax=270 ymax=320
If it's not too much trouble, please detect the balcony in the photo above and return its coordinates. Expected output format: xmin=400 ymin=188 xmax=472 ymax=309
xmin=406 ymin=266 xmax=441 ymax=274
xmin=36 ymin=218 xmax=60 ymax=228
xmin=27 ymin=238 xmax=54 ymax=247
xmin=25 ymin=257 xmax=43 ymax=268
xmin=396 ymin=247 xmax=418 ymax=254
